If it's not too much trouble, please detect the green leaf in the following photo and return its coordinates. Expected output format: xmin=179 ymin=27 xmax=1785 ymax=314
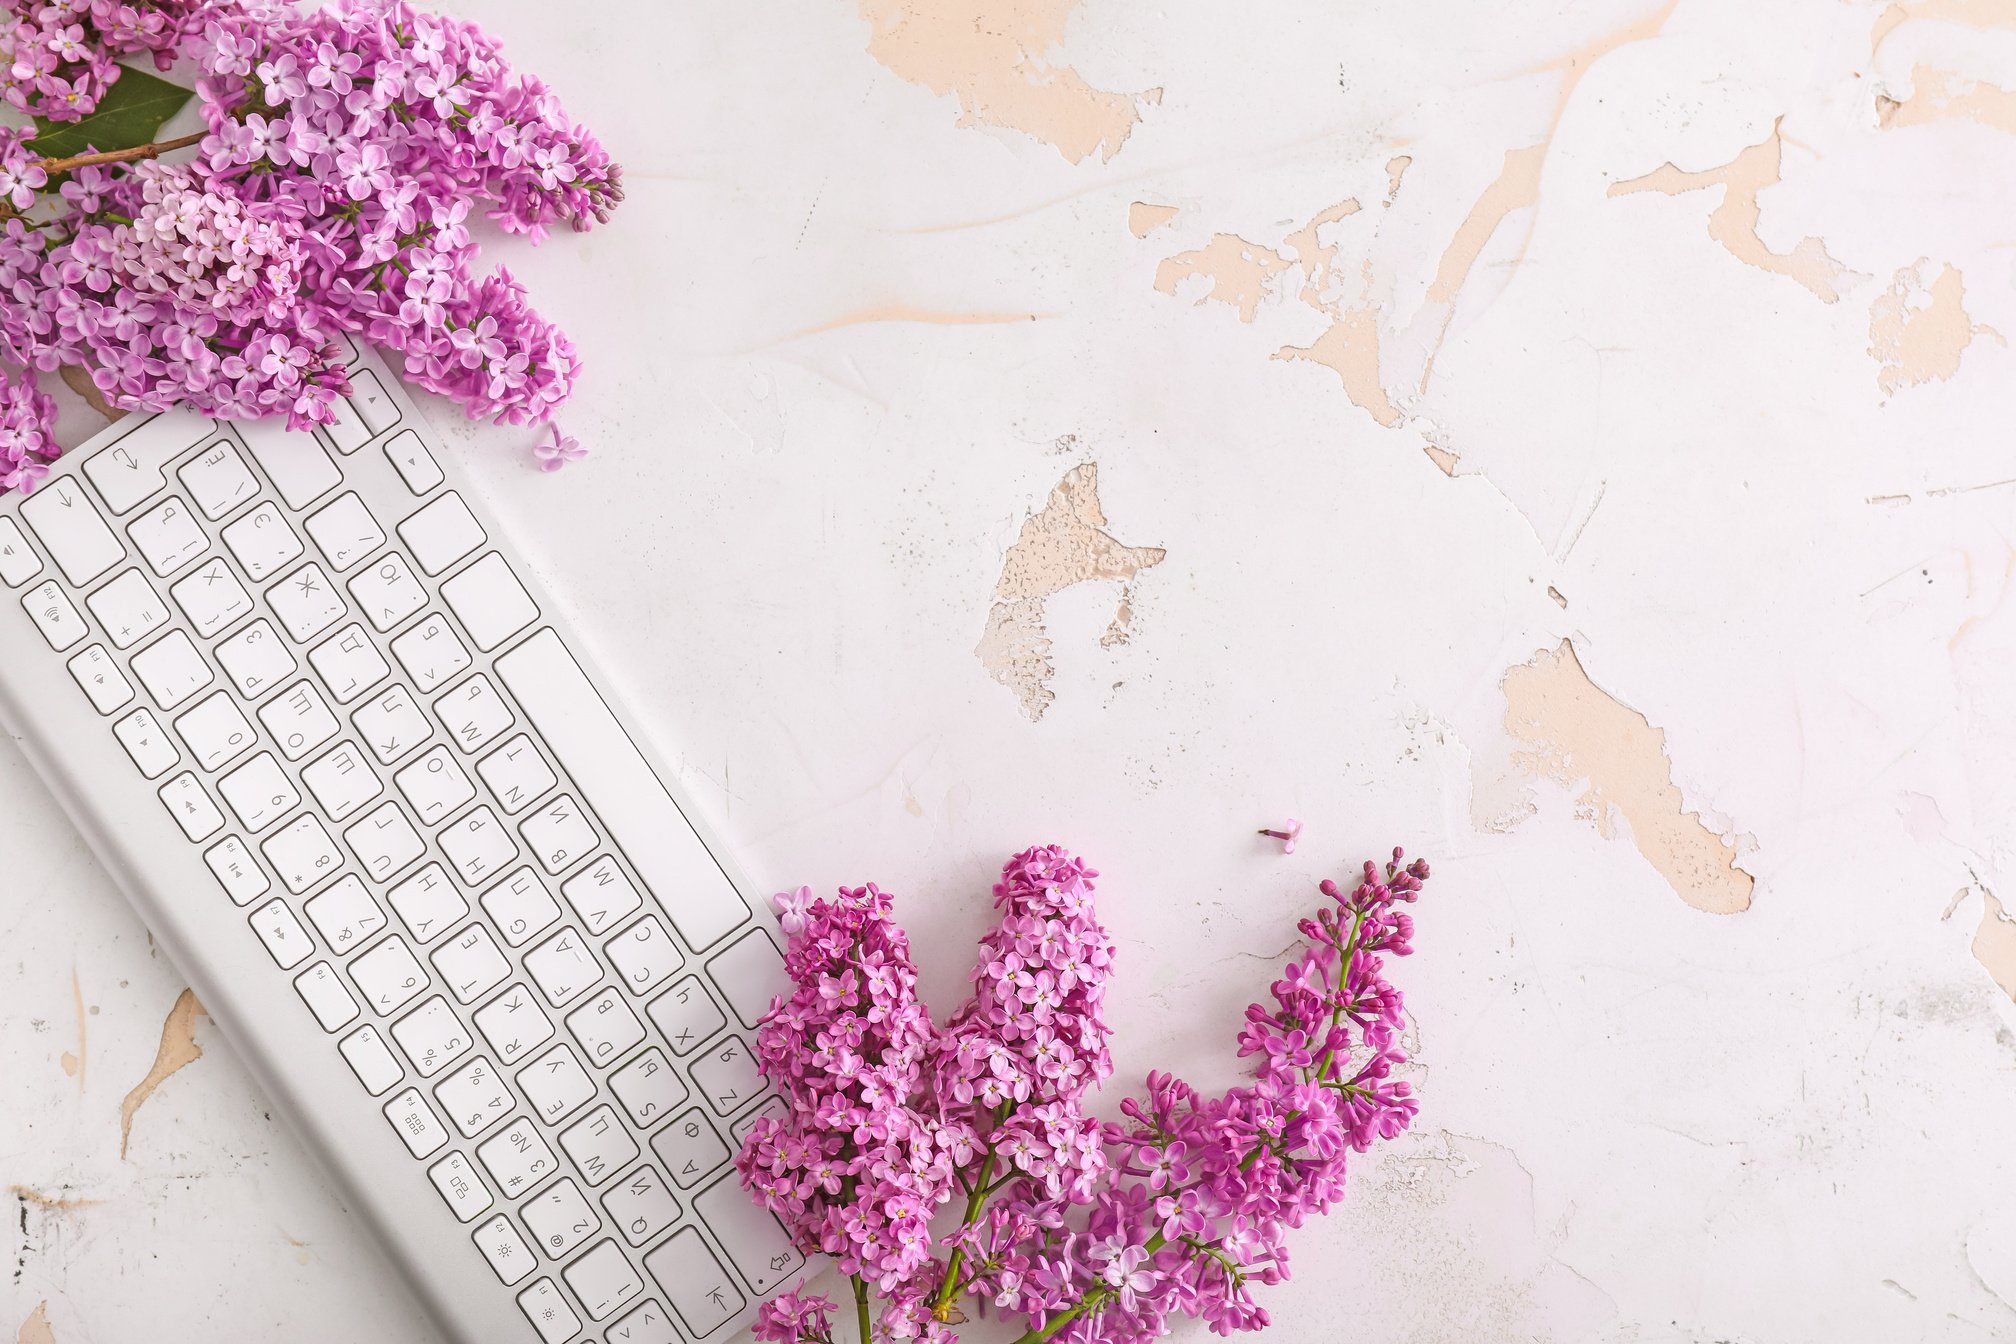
xmin=28 ymin=63 xmax=193 ymax=161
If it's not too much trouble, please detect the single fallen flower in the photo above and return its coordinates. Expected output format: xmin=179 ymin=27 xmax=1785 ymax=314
xmin=736 ymin=843 xmax=1429 ymax=1343
xmin=0 ymin=0 xmax=622 ymax=493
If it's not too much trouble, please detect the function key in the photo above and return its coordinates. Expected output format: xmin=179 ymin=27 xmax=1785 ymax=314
xmin=515 ymin=1278 xmax=581 ymax=1344
xmin=202 ymin=835 xmax=271 ymax=906
xmin=340 ymin=1023 xmax=404 ymax=1096
xmin=66 ymin=644 xmax=134 ymax=714
xmin=0 ymin=516 xmax=42 ymax=586
xmin=473 ymin=1213 xmax=536 ymax=1286
xmin=23 ymin=579 xmax=88 ymax=651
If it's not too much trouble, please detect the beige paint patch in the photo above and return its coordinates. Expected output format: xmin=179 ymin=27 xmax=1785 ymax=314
xmin=1153 ymin=235 xmax=1292 ymax=323
xmin=1868 ymin=260 xmax=1997 ymax=394
xmin=1501 ymin=641 xmax=1754 ymax=914
xmin=1275 ymin=311 xmax=1402 ymax=427
xmin=59 ymin=966 xmax=83 ymax=1089
xmin=791 ymin=305 xmax=1055 ymax=339
xmin=1423 ymin=443 xmax=1461 ymax=476
xmin=1973 ymin=888 xmax=2016 ymax=999
xmin=1384 ymin=155 xmax=1412 ymax=204
xmin=1609 ymin=119 xmax=1853 ymax=304
xmin=118 ymin=989 xmax=207 ymax=1161
xmin=856 ymin=0 xmax=1159 ymax=164
xmin=976 ymin=463 xmax=1165 ymax=720
xmin=10 ymin=1186 xmax=101 ymax=1213
xmin=16 ymin=1304 xmax=55 ymax=1344
xmin=1414 ymin=143 xmax=1547 ymax=394
xmin=1127 ymin=201 xmax=1180 ymax=238
xmin=1877 ymin=65 xmax=2016 ymax=133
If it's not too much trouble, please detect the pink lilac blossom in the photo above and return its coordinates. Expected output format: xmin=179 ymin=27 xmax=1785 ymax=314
xmin=0 ymin=0 xmax=623 ymax=494
xmin=741 ymin=844 xmax=1431 ymax=1344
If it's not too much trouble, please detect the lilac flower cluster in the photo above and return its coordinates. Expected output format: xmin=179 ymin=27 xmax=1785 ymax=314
xmin=0 ymin=0 xmax=620 ymax=492
xmin=740 ymin=845 xmax=1430 ymax=1344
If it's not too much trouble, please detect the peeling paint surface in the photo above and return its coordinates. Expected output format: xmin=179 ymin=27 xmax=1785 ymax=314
xmin=8 ymin=1 xmax=2016 ymax=1341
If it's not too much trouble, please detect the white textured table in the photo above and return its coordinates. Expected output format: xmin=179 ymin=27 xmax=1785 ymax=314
xmin=8 ymin=1 xmax=2016 ymax=1340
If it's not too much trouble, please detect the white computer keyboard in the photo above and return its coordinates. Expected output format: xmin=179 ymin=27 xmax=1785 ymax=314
xmin=0 ymin=348 xmax=805 ymax=1344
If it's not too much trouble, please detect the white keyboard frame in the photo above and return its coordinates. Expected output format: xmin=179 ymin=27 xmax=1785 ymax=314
xmin=0 ymin=351 xmax=806 ymax=1344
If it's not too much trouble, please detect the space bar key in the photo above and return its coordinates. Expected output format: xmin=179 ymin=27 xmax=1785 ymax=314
xmin=494 ymin=628 xmax=750 ymax=950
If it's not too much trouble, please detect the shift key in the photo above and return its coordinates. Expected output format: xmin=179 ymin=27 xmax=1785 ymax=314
xmin=694 ymin=1176 xmax=803 ymax=1295
xmin=642 ymin=1227 xmax=743 ymax=1339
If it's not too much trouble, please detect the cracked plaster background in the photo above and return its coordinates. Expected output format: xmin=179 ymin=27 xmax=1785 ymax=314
xmin=7 ymin=0 xmax=2016 ymax=1339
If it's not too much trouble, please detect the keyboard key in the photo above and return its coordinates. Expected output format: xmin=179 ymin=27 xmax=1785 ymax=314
xmin=643 ymin=1227 xmax=743 ymax=1338
xmin=474 ymin=1213 xmax=538 ymax=1286
xmin=435 ymin=1055 xmax=513 ymax=1138
xmin=305 ymin=492 xmax=385 ymax=572
xmin=352 ymin=935 xmax=429 ymax=1015
xmin=646 ymin=979 xmax=727 ymax=1058
xmin=384 ymin=1086 xmax=448 ymax=1158
xmin=432 ymin=923 xmax=510 ymax=1004
xmin=478 ymin=1116 xmax=560 ymax=1199
xmin=610 ymin=1049 xmax=689 ymax=1132
xmin=395 ymin=744 xmax=475 ymax=826
xmin=607 ymin=916 xmax=685 ymax=999
xmin=23 ymin=579 xmax=87 ymax=651
xmin=259 ymin=679 xmax=340 ymax=760
xmin=215 ymin=619 xmax=297 ymax=698
xmin=729 ymin=1097 xmax=785 ymax=1144
xmin=516 ymin=1278 xmax=581 ymax=1344
xmin=522 ymin=1176 xmax=600 ymax=1258
xmin=248 ymin=896 xmax=313 ymax=969
xmin=321 ymin=391 xmax=370 ymax=456
xmin=441 ymin=552 xmax=538 ymax=650
xmin=690 ymin=1036 xmax=762 ymax=1118
xmin=694 ymin=1174 xmax=802 ymax=1295
xmin=389 ymin=613 xmax=470 ymax=694
xmin=218 ymin=751 xmax=301 ymax=831
xmin=497 ymin=631 xmax=751 ymax=952
xmin=295 ymin=960 xmax=361 ymax=1031
xmin=607 ymin=1300 xmax=680 ymax=1344
xmin=347 ymin=368 xmax=399 ymax=435
xmin=238 ymin=417 xmax=340 ymax=510
xmin=178 ymin=440 xmax=259 ymax=519
xmin=428 ymin=1150 xmax=494 ymax=1222
xmin=220 ymin=501 xmax=303 ymax=582
xmin=399 ymin=491 xmax=486 ymax=575
xmin=299 ymin=740 xmax=382 ymax=822
xmin=67 ymin=644 xmax=134 ymax=714
xmin=159 ymin=772 xmax=225 ymax=841
xmin=84 ymin=569 xmax=168 ymax=649
xmin=561 ymin=856 xmax=643 ymax=936
xmin=386 ymin=863 xmax=468 ymax=944
xmin=114 ymin=706 xmax=181 ymax=779
xmin=127 ymin=497 xmax=207 ymax=576
xmin=650 ymin=1109 xmax=731 ymax=1190
xmin=268 ymin=562 xmax=346 ymax=642
xmin=349 ymin=552 xmax=427 ymax=631
xmin=130 ymin=630 xmax=212 ymax=709
xmin=525 ymin=927 xmax=598 ymax=1008
xmin=169 ymin=557 xmax=254 ymax=638
xmin=391 ymin=995 xmax=472 ymax=1077
xmin=354 ymin=684 xmax=429 ymax=764
xmin=346 ymin=799 xmax=425 ymax=880
xmin=482 ymin=867 xmax=563 ymax=947
xmin=83 ymin=407 xmax=212 ymax=514
xmin=440 ymin=804 xmax=515 ymax=885
xmin=203 ymin=836 xmax=271 ymax=905
xmin=384 ymin=428 xmax=443 ymax=494
xmin=566 ymin=988 xmax=646 ymax=1070
xmin=474 ymin=983 xmax=556 ymax=1066
xmin=21 ymin=477 xmax=123 ymax=585
xmin=303 ymin=873 xmax=389 ymax=953
xmin=175 ymin=691 xmax=257 ymax=771
xmin=308 ymin=622 xmax=390 ymax=703
xmin=563 ymin=1238 xmax=646 ymax=1321
xmin=603 ymin=1165 xmax=682 ymax=1248
xmin=520 ymin=794 xmax=596 ymax=876
xmin=0 ymin=516 xmax=42 ymax=585
xmin=339 ymin=1023 xmax=403 ymax=1095
xmin=478 ymin=735 xmax=557 ymax=816
xmin=559 ymin=1104 xmax=639 ymax=1187
xmin=436 ymin=674 xmax=512 ymax=754
xmin=519 ymin=1042 xmax=596 ymax=1125
xmin=262 ymin=813 xmax=343 ymax=893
